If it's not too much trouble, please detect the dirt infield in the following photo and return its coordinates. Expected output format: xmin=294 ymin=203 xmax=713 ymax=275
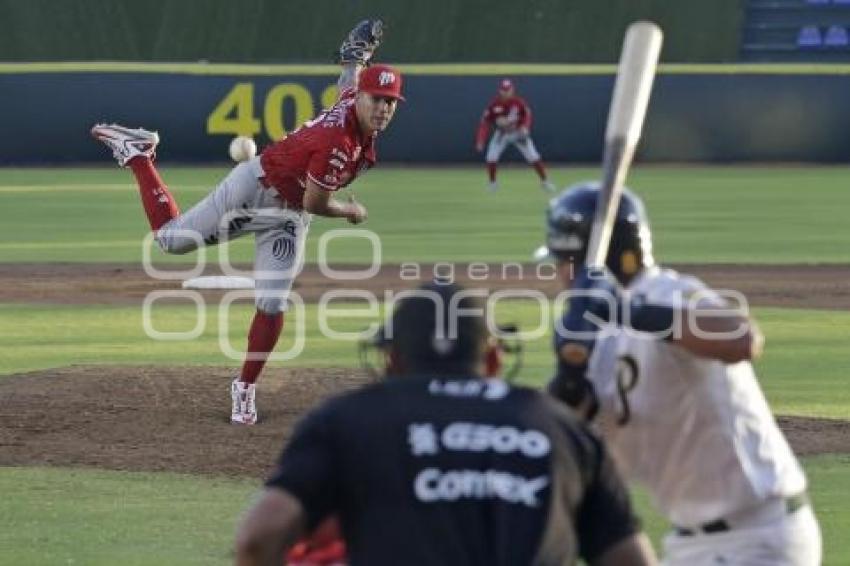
xmin=2 ymin=262 xmax=848 ymax=478
xmin=1 ymin=262 xmax=849 ymax=309
xmin=1 ymin=366 xmax=848 ymax=479
xmin=0 ymin=366 xmax=373 ymax=477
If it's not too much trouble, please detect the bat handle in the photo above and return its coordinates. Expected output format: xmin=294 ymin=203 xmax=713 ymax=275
xmin=585 ymin=137 xmax=636 ymax=270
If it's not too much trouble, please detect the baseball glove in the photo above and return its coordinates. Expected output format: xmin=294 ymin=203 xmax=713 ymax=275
xmin=338 ymin=19 xmax=384 ymax=65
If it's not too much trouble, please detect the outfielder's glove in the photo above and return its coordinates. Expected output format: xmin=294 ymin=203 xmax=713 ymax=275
xmin=338 ymin=18 xmax=384 ymax=65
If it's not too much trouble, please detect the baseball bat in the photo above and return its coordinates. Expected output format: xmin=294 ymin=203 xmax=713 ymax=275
xmin=585 ymin=21 xmax=663 ymax=270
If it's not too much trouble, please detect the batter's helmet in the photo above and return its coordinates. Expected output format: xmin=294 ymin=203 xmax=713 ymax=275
xmin=542 ymin=182 xmax=654 ymax=284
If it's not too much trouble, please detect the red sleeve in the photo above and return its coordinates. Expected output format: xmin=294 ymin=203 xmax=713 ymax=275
xmin=306 ymin=136 xmax=348 ymax=192
xmin=475 ymin=105 xmax=493 ymax=147
xmin=518 ymin=98 xmax=533 ymax=129
xmin=286 ymin=516 xmax=347 ymax=566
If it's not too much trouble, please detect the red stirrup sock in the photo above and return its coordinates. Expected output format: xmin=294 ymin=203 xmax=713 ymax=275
xmin=532 ymin=160 xmax=548 ymax=181
xmin=128 ymin=156 xmax=180 ymax=231
xmin=240 ymin=310 xmax=284 ymax=384
xmin=487 ymin=162 xmax=497 ymax=182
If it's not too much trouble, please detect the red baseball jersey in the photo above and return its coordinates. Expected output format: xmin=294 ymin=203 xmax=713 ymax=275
xmin=475 ymin=95 xmax=533 ymax=146
xmin=260 ymin=88 xmax=376 ymax=208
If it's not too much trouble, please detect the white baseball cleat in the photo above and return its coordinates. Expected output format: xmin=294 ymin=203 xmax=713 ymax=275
xmin=541 ymin=180 xmax=557 ymax=193
xmin=230 ymin=378 xmax=258 ymax=425
xmin=487 ymin=181 xmax=499 ymax=192
xmin=91 ymin=123 xmax=160 ymax=167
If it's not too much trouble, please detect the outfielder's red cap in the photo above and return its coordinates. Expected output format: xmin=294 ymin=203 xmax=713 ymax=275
xmin=499 ymin=78 xmax=514 ymax=92
xmin=358 ymin=64 xmax=405 ymax=101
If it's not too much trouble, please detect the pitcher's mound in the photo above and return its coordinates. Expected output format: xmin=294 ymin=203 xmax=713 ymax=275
xmin=1 ymin=366 xmax=848 ymax=479
xmin=0 ymin=366 xmax=374 ymax=477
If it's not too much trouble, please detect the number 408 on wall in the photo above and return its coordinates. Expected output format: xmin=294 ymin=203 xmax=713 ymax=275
xmin=206 ymin=82 xmax=338 ymax=141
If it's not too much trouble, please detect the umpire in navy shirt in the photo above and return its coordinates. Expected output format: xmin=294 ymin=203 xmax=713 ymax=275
xmin=235 ymin=281 xmax=656 ymax=566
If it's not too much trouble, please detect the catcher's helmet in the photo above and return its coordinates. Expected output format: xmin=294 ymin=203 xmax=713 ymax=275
xmin=360 ymin=281 xmax=526 ymax=380
xmin=385 ymin=281 xmax=487 ymax=374
xmin=542 ymin=182 xmax=654 ymax=283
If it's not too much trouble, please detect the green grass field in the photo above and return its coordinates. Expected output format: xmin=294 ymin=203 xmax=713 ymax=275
xmin=1 ymin=303 xmax=848 ymax=418
xmin=1 ymin=455 xmax=847 ymax=565
xmin=1 ymin=165 xmax=849 ymax=263
xmin=1 ymin=166 xmax=847 ymax=564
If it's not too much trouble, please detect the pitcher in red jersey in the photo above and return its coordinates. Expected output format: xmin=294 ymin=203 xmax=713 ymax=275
xmin=91 ymin=19 xmax=402 ymax=425
xmin=475 ymin=78 xmax=556 ymax=193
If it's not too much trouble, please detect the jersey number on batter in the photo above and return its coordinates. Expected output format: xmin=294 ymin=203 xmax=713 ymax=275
xmin=615 ymin=355 xmax=640 ymax=426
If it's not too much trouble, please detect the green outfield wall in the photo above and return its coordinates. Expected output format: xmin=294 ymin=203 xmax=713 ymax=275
xmin=0 ymin=0 xmax=744 ymax=63
xmin=3 ymin=62 xmax=850 ymax=164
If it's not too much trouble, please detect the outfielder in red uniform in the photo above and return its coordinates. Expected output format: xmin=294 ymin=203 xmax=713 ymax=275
xmin=475 ymin=78 xmax=556 ymax=193
xmin=91 ymin=20 xmax=403 ymax=425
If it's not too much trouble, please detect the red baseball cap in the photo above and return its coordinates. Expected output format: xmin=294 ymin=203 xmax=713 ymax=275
xmin=358 ymin=64 xmax=405 ymax=101
xmin=499 ymin=78 xmax=514 ymax=92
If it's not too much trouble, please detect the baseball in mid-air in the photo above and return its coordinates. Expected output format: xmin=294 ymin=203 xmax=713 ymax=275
xmin=229 ymin=135 xmax=257 ymax=162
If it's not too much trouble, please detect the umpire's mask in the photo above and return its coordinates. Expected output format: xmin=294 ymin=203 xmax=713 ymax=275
xmin=375 ymin=281 xmax=489 ymax=377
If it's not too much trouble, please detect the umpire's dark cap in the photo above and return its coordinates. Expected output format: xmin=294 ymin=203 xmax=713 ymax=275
xmin=381 ymin=281 xmax=488 ymax=373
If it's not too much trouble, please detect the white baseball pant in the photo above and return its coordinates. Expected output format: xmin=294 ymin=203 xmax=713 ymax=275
xmin=662 ymin=504 xmax=821 ymax=566
xmin=155 ymin=156 xmax=310 ymax=314
xmin=485 ymin=130 xmax=542 ymax=163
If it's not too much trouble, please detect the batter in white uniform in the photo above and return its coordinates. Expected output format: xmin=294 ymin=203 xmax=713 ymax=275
xmin=540 ymin=182 xmax=821 ymax=565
